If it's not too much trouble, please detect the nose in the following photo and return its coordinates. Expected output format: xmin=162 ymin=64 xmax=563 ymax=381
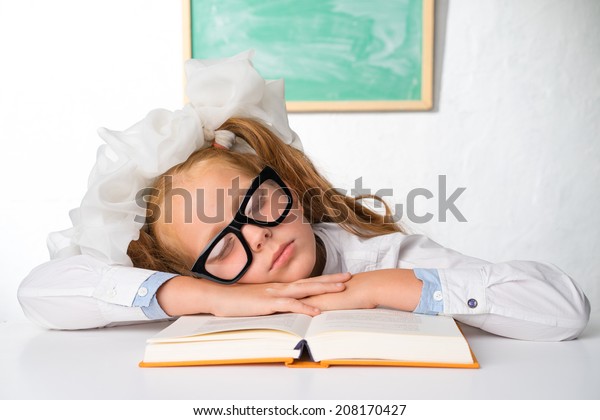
xmin=241 ymin=224 xmax=272 ymax=252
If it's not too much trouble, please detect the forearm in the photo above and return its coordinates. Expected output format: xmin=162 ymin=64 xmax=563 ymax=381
xmin=18 ymin=254 xmax=160 ymax=330
xmin=438 ymin=261 xmax=590 ymax=340
xmin=156 ymin=276 xmax=219 ymax=316
xmin=354 ymin=269 xmax=423 ymax=312
xmin=157 ymin=272 xmax=351 ymax=318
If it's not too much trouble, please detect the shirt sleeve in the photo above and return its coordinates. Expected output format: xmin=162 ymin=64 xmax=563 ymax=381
xmin=412 ymin=268 xmax=444 ymax=315
xmin=393 ymin=234 xmax=591 ymax=341
xmin=18 ymin=254 xmax=176 ymax=330
xmin=436 ymin=261 xmax=591 ymax=341
xmin=132 ymin=272 xmax=178 ymax=319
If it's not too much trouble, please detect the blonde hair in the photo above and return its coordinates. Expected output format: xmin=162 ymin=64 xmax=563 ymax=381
xmin=127 ymin=117 xmax=403 ymax=275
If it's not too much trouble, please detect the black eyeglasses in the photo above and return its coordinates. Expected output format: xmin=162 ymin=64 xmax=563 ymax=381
xmin=190 ymin=166 xmax=293 ymax=284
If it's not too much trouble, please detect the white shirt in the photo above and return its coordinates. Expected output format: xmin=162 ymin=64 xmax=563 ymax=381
xmin=312 ymin=223 xmax=590 ymax=341
xmin=18 ymin=223 xmax=590 ymax=341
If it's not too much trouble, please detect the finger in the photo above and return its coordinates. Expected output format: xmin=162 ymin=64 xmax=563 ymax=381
xmin=271 ymin=297 xmax=322 ymax=316
xmin=301 ymin=294 xmax=346 ymax=311
xmin=294 ymin=272 xmax=352 ymax=284
xmin=271 ymin=281 xmax=346 ymax=299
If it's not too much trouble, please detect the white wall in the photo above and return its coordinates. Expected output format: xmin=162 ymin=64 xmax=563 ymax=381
xmin=1 ymin=0 xmax=598 ymax=323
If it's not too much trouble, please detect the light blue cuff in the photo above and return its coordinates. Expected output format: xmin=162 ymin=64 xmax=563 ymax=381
xmin=413 ymin=268 xmax=444 ymax=315
xmin=132 ymin=272 xmax=178 ymax=320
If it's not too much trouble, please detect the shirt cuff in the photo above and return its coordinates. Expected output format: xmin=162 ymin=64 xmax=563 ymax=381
xmin=132 ymin=272 xmax=178 ymax=320
xmin=413 ymin=268 xmax=444 ymax=315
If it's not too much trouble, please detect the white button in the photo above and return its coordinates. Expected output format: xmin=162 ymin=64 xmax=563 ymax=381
xmin=433 ymin=291 xmax=443 ymax=301
xmin=137 ymin=287 xmax=148 ymax=297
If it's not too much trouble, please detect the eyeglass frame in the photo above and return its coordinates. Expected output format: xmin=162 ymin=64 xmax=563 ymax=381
xmin=190 ymin=165 xmax=294 ymax=284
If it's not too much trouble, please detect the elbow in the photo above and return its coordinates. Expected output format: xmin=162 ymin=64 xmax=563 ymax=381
xmin=17 ymin=278 xmax=88 ymax=330
xmin=18 ymin=287 xmax=110 ymax=330
xmin=547 ymin=269 xmax=591 ymax=341
xmin=18 ymin=269 xmax=52 ymax=329
xmin=17 ymin=277 xmax=61 ymax=330
xmin=476 ymin=263 xmax=592 ymax=342
xmin=18 ymin=288 xmax=54 ymax=330
xmin=561 ymin=292 xmax=591 ymax=341
xmin=18 ymin=261 xmax=110 ymax=331
xmin=536 ymin=263 xmax=591 ymax=341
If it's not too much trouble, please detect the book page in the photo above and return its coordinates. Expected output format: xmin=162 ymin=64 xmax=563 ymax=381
xmin=306 ymin=308 xmax=461 ymax=338
xmin=149 ymin=313 xmax=312 ymax=343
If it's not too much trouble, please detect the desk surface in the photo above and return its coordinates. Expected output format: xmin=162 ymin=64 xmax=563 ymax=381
xmin=1 ymin=314 xmax=599 ymax=400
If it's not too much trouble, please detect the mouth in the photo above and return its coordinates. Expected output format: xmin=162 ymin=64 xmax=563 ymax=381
xmin=270 ymin=241 xmax=294 ymax=271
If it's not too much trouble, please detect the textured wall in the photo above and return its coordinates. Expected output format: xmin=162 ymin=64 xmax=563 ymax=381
xmin=1 ymin=0 xmax=598 ymax=321
xmin=291 ymin=0 xmax=600 ymax=311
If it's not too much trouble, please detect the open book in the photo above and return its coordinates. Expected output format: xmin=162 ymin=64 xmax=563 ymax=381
xmin=140 ymin=308 xmax=478 ymax=368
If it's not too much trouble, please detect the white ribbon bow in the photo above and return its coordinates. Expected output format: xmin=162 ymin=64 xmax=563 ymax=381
xmin=48 ymin=50 xmax=302 ymax=266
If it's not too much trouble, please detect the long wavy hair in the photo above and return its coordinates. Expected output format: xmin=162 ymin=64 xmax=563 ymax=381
xmin=127 ymin=117 xmax=403 ymax=276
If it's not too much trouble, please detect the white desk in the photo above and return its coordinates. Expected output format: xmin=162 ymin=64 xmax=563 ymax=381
xmin=1 ymin=314 xmax=599 ymax=400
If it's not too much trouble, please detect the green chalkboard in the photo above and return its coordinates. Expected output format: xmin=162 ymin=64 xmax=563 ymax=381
xmin=184 ymin=0 xmax=433 ymax=111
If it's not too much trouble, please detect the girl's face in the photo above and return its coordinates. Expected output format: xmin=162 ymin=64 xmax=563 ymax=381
xmin=157 ymin=161 xmax=317 ymax=284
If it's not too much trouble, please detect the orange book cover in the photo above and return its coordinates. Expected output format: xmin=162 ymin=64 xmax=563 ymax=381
xmin=139 ymin=310 xmax=479 ymax=369
xmin=139 ymin=352 xmax=479 ymax=369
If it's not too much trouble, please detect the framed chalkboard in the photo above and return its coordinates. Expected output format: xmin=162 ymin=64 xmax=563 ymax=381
xmin=183 ymin=0 xmax=434 ymax=112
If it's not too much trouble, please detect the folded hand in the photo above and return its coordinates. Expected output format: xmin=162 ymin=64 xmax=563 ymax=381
xmin=207 ymin=272 xmax=352 ymax=317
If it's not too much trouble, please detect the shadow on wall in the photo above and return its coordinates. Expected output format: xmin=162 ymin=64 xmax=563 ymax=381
xmin=432 ymin=0 xmax=449 ymax=113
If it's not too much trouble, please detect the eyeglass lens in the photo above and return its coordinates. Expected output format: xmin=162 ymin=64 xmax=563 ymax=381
xmin=203 ymin=179 xmax=290 ymax=280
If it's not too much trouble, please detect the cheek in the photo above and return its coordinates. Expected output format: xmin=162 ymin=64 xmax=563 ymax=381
xmin=204 ymin=240 xmax=249 ymax=280
xmin=283 ymin=204 xmax=306 ymax=228
xmin=236 ymin=265 xmax=266 ymax=284
xmin=236 ymin=210 xmax=316 ymax=285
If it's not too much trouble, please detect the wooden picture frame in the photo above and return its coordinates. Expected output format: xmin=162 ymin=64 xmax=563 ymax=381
xmin=183 ymin=0 xmax=434 ymax=112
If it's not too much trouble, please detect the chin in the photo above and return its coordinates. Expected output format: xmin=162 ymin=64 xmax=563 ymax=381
xmin=238 ymin=253 xmax=316 ymax=284
xmin=286 ymin=259 xmax=315 ymax=282
xmin=271 ymin=265 xmax=313 ymax=284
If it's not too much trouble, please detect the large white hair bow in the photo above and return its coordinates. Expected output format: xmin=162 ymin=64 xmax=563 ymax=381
xmin=48 ymin=51 xmax=302 ymax=266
